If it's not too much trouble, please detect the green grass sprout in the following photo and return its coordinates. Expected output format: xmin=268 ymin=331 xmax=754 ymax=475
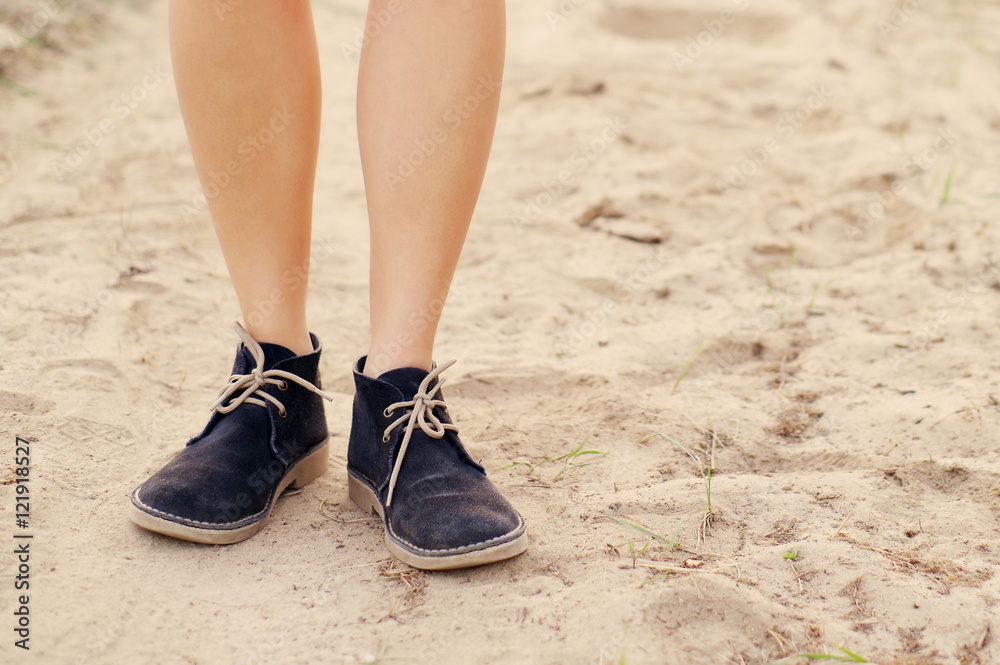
xmin=627 ymin=538 xmax=651 ymax=568
xmin=672 ymin=341 xmax=703 ymax=393
xmin=640 ymin=432 xmax=716 ymax=542
xmin=795 ymin=646 xmax=868 ymax=662
xmin=768 ymin=646 xmax=868 ymax=664
xmin=765 ymin=267 xmax=785 ymax=327
xmin=552 ymin=432 xmax=605 ymax=481
xmin=496 ymin=432 xmax=605 ymax=483
xmin=807 ymin=281 xmax=823 ymax=314
xmin=939 ymin=163 xmax=955 ymax=205
xmin=601 ymin=516 xmax=676 ymax=548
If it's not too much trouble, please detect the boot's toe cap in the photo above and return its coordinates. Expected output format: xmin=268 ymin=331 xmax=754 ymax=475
xmin=132 ymin=455 xmax=272 ymax=527
xmin=388 ymin=481 xmax=525 ymax=554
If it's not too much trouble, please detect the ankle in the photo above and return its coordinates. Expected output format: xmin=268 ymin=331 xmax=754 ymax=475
xmin=244 ymin=324 xmax=314 ymax=357
xmin=362 ymin=346 xmax=433 ymax=379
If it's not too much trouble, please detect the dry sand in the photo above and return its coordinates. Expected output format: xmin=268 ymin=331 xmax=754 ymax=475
xmin=2 ymin=0 xmax=1000 ymax=663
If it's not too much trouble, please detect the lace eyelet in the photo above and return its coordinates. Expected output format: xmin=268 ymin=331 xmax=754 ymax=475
xmin=383 ymin=407 xmax=393 ymax=418
xmin=382 ymin=433 xmax=390 ymax=443
xmin=279 ymin=410 xmax=288 ymax=419
xmin=277 ymin=381 xmax=288 ymax=391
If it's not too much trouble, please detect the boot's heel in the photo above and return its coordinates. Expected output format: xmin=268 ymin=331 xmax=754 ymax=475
xmin=348 ymin=472 xmax=383 ymax=518
xmin=288 ymin=439 xmax=329 ymax=489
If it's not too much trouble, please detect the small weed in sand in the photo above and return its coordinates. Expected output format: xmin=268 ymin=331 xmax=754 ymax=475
xmin=764 ymin=247 xmax=828 ymax=320
xmin=602 ymin=516 xmax=677 ymax=548
xmin=497 ymin=432 xmax=605 ymax=484
xmin=553 ymin=433 xmax=605 ymax=481
xmin=641 ymin=432 xmax=715 ymax=542
xmin=769 ymin=646 xmax=868 ymax=663
xmin=617 ymin=620 xmax=631 ymax=665
xmin=0 ymin=76 xmax=33 ymax=97
xmin=806 ymin=280 xmax=826 ymax=315
xmin=939 ymin=164 xmax=955 ymax=205
xmin=783 ymin=547 xmax=808 ymax=592
xmin=672 ymin=341 xmax=703 ymax=393
xmin=626 ymin=538 xmax=650 ymax=568
xmin=764 ymin=249 xmax=799 ymax=328
xmin=765 ymin=267 xmax=785 ymax=327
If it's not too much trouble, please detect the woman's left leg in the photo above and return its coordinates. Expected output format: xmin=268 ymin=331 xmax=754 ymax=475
xmin=357 ymin=0 xmax=506 ymax=377
xmin=346 ymin=0 xmax=527 ymax=569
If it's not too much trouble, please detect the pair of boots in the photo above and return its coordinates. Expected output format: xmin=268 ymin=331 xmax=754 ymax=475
xmin=129 ymin=323 xmax=527 ymax=570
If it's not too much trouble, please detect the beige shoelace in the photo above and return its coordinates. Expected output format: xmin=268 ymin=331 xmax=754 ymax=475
xmin=382 ymin=359 xmax=459 ymax=507
xmin=209 ymin=321 xmax=333 ymax=417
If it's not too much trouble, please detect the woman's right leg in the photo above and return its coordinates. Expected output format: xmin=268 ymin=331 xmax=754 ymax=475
xmin=128 ymin=1 xmax=329 ymax=544
xmin=169 ymin=0 xmax=321 ymax=356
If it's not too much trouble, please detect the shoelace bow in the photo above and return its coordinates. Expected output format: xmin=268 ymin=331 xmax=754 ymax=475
xmin=382 ymin=359 xmax=459 ymax=507
xmin=209 ymin=321 xmax=333 ymax=417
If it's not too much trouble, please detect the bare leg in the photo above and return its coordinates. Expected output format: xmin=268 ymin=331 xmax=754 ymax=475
xmin=170 ymin=0 xmax=321 ymax=356
xmin=358 ymin=0 xmax=506 ymax=377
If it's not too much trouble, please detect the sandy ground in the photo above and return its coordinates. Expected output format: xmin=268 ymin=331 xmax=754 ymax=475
xmin=0 ymin=0 xmax=115 ymax=77
xmin=2 ymin=0 xmax=1000 ymax=663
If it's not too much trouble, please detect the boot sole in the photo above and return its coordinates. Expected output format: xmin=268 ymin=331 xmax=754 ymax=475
xmin=128 ymin=439 xmax=329 ymax=545
xmin=348 ymin=471 xmax=528 ymax=570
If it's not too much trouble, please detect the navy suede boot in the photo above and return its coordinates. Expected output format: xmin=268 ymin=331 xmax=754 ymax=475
xmin=347 ymin=357 xmax=527 ymax=569
xmin=129 ymin=322 xmax=332 ymax=544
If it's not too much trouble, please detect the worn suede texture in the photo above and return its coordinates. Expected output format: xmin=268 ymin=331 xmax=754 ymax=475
xmin=347 ymin=356 xmax=524 ymax=555
xmin=131 ymin=336 xmax=328 ymax=529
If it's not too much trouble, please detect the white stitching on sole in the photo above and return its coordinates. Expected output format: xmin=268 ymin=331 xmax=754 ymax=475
xmin=387 ymin=515 xmax=526 ymax=556
xmin=350 ymin=469 xmax=526 ymax=556
xmin=132 ymin=441 xmax=327 ymax=531
xmin=131 ymin=490 xmax=271 ymax=529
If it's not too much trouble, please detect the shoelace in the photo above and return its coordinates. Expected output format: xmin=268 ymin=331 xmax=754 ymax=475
xmin=382 ymin=359 xmax=459 ymax=507
xmin=209 ymin=321 xmax=333 ymax=417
